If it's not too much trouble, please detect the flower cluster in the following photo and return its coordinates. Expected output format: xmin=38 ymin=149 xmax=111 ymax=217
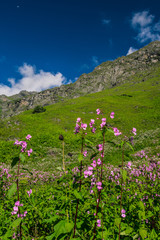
xmin=121 ymin=209 xmax=126 ymax=218
xmin=11 ymin=201 xmax=27 ymax=219
xmin=14 ymin=135 xmax=32 ymax=156
xmin=27 ymin=189 xmax=32 ymax=197
xmin=113 ymin=127 xmax=122 ymax=136
xmin=74 ymin=118 xmax=87 ymax=134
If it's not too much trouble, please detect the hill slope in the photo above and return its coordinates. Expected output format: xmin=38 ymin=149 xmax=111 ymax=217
xmin=0 ymin=60 xmax=160 ymax=170
xmin=0 ymin=40 xmax=160 ymax=118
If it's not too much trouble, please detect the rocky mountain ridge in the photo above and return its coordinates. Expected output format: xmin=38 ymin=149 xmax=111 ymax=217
xmin=0 ymin=40 xmax=160 ymax=118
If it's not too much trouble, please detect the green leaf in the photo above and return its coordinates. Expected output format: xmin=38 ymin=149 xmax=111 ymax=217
xmin=57 ymin=167 xmax=62 ymax=171
xmin=11 ymin=218 xmax=22 ymax=228
xmin=8 ymin=183 xmax=17 ymax=198
xmin=121 ymin=141 xmax=124 ymax=147
xmin=150 ymin=229 xmax=158 ymax=239
xmin=22 ymin=167 xmax=33 ymax=175
xmin=90 ymin=151 xmax=99 ymax=160
xmin=74 ymin=190 xmax=83 ymax=200
xmin=126 ymin=142 xmax=134 ymax=151
xmin=85 ymin=145 xmax=95 ymax=151
xmin=115 ymin=218 xmax=121 ymax=228
xmin=138 ymin=201 xmax=145 ymax=211
xmin=11 ymin=157 xmax=19 ymax=168
xmin=107 ymin=128 xmax=114 ymax=134
xmin=78 ymin=154 xmax=83 ymax=163
xmin=46 ymin=233 xmax=55 ymax=240
xmin=120 ymin=227 xmax=133 ymax=236
xmin=65 ymin=222 xmax=74 ymax=233
xmin=133 ymin=233 xmax=139 ymax=239
xmin=139 ymin=228 xmax=147 ymax=239
xmin=0 ymin=229 xmax=12 ymax=240
xmin=85 ymin=139 xmax=94 ymax=145
xmin=43 ymin=215 xmax=58 ymax=223
xmin=19 ymin=153 xmax=25 ymax=163
xmin=54 ymin=220 xmax=74 ymax=238
xmin=122 ymin=170 xmax=127 ymax=182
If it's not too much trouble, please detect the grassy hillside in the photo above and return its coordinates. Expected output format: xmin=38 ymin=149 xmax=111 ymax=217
xmin=0 ymin=64 xmax=160 ymax=171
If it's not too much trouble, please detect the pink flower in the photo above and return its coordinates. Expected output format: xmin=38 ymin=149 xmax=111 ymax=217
xmin=12 ymin=233 xmax=16 ymax=239
xmin=89 ymin=119 xmax=95 ymax=127
xmin=121 ymin=209 xmax=126 ymax=217
xmin=96 ymin=181 xmax=103 ymax=190
xmin=26 ymin=134 xmax=32 ymax=140
xmin=14 ymin=140 xmax=20 ymax=145
xmin=91 ymin=160 xmax=96 ymax=168
xmin=13 ymin=206 xmax=18 ymax=212
xmin=76 ymin=118 xmax=81 ymax=123
xmin=97 ymin=219 xmax=101 ymax=227
xmin=121 ymin=209 xmax=126 ymax=214
xmin=98 ymin=144 xmax=103 ymax=151
xmin=127 ymin=161 xmax=132 ymax=169
xmin=27 ymin=148 xmax=33 ymax=156
xmin=113 ymin=128 xmax=122 ymax=136
xmin=27 ymin=189 xmax=32 ymax=197
xmin=88 ymin=166 xmax=93 ymax=171
xmin=23 ymin=211 xmax=27 ymax=217
xmin=97 ymin=158 xmax=102 ymax=166
xmin=96 ymin=109 xmax=101 ymax=115
xmin=81 ymin=123 xmax=87 ymax=130
xmin=92 ymin=127 xmax=96 ymax=133
xmin=110 ymin=112 xmax=114 ymax=119
xmin=132 ymin=128 xmax=137 ymax=135
xmin=83 ymin=150 xmax=87 ymax=157
xmin=15 ymin=201 xmax=20 ymax=206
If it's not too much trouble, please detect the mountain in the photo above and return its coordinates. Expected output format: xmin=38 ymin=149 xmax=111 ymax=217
xmin=0 ymin=40 xmax=160 ymax=118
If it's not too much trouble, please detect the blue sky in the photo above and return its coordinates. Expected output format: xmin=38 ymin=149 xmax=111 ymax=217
xmin=0 ymin=0 xmax=160 ymax=96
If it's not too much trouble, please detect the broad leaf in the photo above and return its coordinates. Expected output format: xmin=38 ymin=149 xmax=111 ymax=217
xmin=19 ymin=153 xmax=25 ymax=163
xmin=8 ymin=183 xmax=17 ymax=198
xmin=85 ymin=139 xmax=94 ymax=145
xmin=46 ymin=233 xmax=55 ymax=240
xmin=11 ymin=218 xmax=22 ymax=228
xmin=139 ymin=228 xmax=147 ymax=239
xmin=78 ymin=154 xmax=83 ymax=163
xmin=22 ymin=167 xmax=33 ymax=175
xmin=115 ymin=218 xmax=121 ymax=228
xmin=122 ymin=170 xmax=127 ymax=182
xmin=90 ymin=151 xmax=99 ymax=160
xmin=126 ymin=142 xmax=134 ymax=151
xmin=11 ymin=157 xmax=19 ymax=168
xmin=74 ymin=190 xmax=83 ymax=200
xmin=54 ymin=220 xmax=74 ymax=238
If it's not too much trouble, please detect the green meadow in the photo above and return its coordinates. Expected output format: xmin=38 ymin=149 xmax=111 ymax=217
xmin=0 ymin=64 xmax=160 ymax=170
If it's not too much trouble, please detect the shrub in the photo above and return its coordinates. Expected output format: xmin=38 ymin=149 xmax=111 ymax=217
xmin=32 ymin=105 xmax=46 ymax=114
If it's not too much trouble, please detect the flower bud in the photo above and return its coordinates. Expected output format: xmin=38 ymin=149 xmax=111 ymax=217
xmin=59 ymin=135 xmax=64 ymax=141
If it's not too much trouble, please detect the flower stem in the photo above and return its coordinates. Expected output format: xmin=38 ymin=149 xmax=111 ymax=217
xmin=92 ymin=130 xmax=105 ymax=240
xmin=118 ymin=143 xmax=124 ymax=240
xmin=17 ymin=157 xmax=22 ymax=240
xmin=73 ymin=135 xmax=84 ymax=238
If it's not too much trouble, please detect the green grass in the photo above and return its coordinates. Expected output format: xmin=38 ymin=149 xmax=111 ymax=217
xmin=0 ymin=66 xmax=160 ymax=170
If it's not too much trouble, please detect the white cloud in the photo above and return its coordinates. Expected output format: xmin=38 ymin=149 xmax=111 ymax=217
xmin=131 ymin=11 xmax=154 ymax=28
xmin=127 ymin=47 xmax=138 ymax=55
xmin=131 ymin=11 xmax=160 ymax=43
xmin=0 ymin=63 xmax=66 ymax=96
xmin=102 ymin=19 xmax=111 ymax=25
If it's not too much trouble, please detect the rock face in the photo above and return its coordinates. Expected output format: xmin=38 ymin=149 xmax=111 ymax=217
xmin=0 ymin=41 xmax=160 ymax=118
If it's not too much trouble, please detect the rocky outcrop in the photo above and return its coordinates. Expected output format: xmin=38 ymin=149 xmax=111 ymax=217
xmin=0 ymin=41 xmax=160 ymax=118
